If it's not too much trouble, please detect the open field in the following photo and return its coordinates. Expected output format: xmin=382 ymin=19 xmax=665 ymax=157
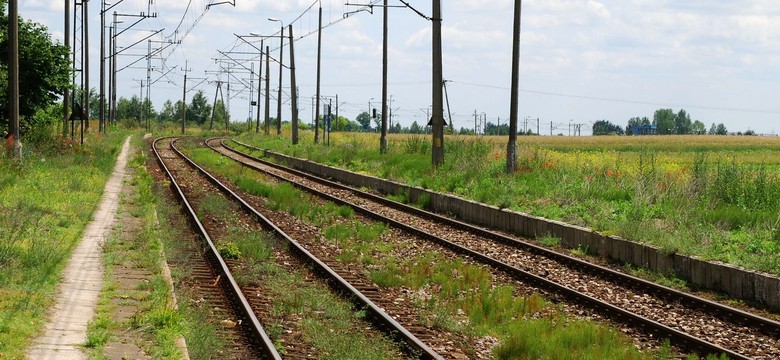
xmin=238 ymin=130 xmax=780 ymax=277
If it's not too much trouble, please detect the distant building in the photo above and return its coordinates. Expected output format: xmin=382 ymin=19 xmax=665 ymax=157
xmin=629 ymin=125 xmax=657 ymax=136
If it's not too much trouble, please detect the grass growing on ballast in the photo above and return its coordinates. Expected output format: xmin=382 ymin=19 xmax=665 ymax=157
xmin=183 ymin=148 xmax=403 ymax=359
xmin=0 ymin=130 xmax=130 ymax=358
xmin=184 ymin=141 xmax=700 ymax=360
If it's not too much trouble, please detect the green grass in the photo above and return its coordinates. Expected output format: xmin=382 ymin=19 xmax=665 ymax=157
xmin=85 ymin=137 xmax=185 ymax=359
xmin=0 ymin=130 xmax=129 ymax=358
xmin=188 ymin=138 xmax=694 ymax=359
xmin=185 ymin=148 xmax=404 ymax=359
xmin=235 ymin=132 xmax=780 ymax=276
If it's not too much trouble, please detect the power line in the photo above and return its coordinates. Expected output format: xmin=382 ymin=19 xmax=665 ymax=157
xmin=449 ymin=80 xmax=780 ymax=115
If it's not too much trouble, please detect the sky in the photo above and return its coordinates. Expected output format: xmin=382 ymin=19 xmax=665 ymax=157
xmin=17 ymin=0 xmax=780 ymax=135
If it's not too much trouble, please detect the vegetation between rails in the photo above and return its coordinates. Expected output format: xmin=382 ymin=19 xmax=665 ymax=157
xmin=182 ymin=146 xmax=403 ymax=359
xmin=235 ymin=131 xmax=780 ymax=276
xmin=0 ymin=131 xmax=128 ymax=358
xmin=183 ymin=143 xmax=722 ymax=359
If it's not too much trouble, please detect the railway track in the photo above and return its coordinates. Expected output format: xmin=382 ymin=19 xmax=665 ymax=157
xmin=210 ymin=137 xmax=780 ymax=360
xmin=153 ymin=137 xmax=280 ymax=359
xmin=157 ymin=137 xmax=444 ymax=359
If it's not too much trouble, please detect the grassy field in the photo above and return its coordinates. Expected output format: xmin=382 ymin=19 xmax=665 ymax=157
xmin=0 ymin=130 xmax=130 ymax=358
xmin=236 ymin=130 xmax=780 ymax=277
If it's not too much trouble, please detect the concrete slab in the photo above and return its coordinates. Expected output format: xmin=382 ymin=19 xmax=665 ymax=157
xmin=27 ymin=136 xmax=132 ymax=360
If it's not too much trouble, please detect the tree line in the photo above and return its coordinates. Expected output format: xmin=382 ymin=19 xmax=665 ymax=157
xmin=594 ymin=109 xmax=734 ymax=135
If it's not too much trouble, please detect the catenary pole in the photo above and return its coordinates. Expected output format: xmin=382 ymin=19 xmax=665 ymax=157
xmin=506 ymin=0 xmax=522 ymax=173
xmin=314 ymin=6 xmax=322 ymax=144
xmin=84 ymin=0 xmax=90 ymax=131
xmin=255 ymin=41 xmax=263 ymax=133
xmin=380 ymin=0 xmax=389 ymax=153
xmin=9 ymin=0 xmax=21 ymax=159
xmin=276 ymin=26 xmax=284 ymax=135
xmin=63 ymin=0 xmax=70 ymax=135
xmin=431 ymin=0 xmax=444 ymax=166
xmin=289 ymin=25 xmax=298 ymax=144
xmin=264 ymin=45 xmax=271 ymax=135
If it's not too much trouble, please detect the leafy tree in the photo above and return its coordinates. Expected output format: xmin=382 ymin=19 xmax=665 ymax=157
xmin=691 ymin=120 xmax=706 ymax=135
xmin=159 ymin=100 xmax=175 ymax=122
xmin=593 ymin=120 xmax=624 ymax=135
xmin=115 ymin=96 xmax=141 ymax=122
xmin=627 ymin=116 xmax=650 ymax=128
xmin=409 ymin=120 xmax=423 ymax=134
xmin=653 ymin=109 xmax=675 ymax=134
xmin=392 ymin=122 xmax=402 ymax=134
xmin=188 ymin=90 xmax=211 ymax=125
xmin=709 ymin=123 xmax=717 ymax=135
xmin=674 ymin=109 xmax=692 ymax=135
xmin=716 ymin=123 xmax=728 ymax=135
xmin=0 ymin=3 xmax=70 ymax=136
xmin=356 ymin=111 xmax=371 ymax=131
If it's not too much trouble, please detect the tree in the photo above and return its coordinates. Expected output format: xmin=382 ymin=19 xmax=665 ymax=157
xmin=0 ymin=4 xmax=70 ymax=136
xmin=356 ymin=111 xmax=371 ymax=131
xmin=653 ymin=109 xmax=675 ymax=134
xmin=409 ymin=120 xmax=423 ymax=134
xmin=716 ymin=123 xmax=728 ymax=135
xmin=691 ymin=120 xmax=706 ymax=135
xmin=159 ymin=100 xmax=175 ymax=122
xmin=188 ymin=90 xmax=211 ymax=125
xmin=674 ymin=109 xmax=692 ymax=135
xmin=115 ymin=96 xmax=141 ymax=123
xmin=593 ymin=120 xmax=624 ymax=135
xmin=709 ymin=123 xmax=717 ymax=135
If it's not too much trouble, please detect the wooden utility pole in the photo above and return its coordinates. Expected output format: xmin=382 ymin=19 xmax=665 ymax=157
xmin=506 ymin=0 xmax=522 ymax=173
xmin=380 ymin=0 xmax=389 ymax=153
xmin=289 ymin=25 xmax=299 ymax=145
xmin=9 ymin=0 xmax=21 ymax=159
xmin=314 ymin=7 xmax=323 ymax=144
xmin=431 ymin=0 xmax=444 ymax=166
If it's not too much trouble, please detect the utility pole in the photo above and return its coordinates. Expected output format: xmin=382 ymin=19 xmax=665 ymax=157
xmin=111 ymin=12 xmax=117 ymax=128
xmin=9 ymin=0 xmax=20 ymax=159
xmin=181 ymin=61 xmax=190 ymax=134
xmin=537 ymin=117 xmax=540 ymax=135
xmin=506 ymin=0 xmax=522 ymax=173
xmin=84 ymin=0 xmax=90 ymax=131
xmin=380 ymin=0 xmax=389 ymax=153
xmin=550 ymin=121 xmax=553 ymax=136
xmin=474 ymin=110 xmax=478 ymax=135
xmin=289 ymin=24 xmax=299 ymax=145
xmin=264 ymin=45 xmax=271 ymax=135
xmin=99 ymin=0 xmax=106 ymax=133
xmin=248 ymin=62 xmax=254 ymax=131
xmin=314 ymin=6 xmax=323 ymax=144
xmin=276 ymin=26 xmax=284 ymax=135
xmin=255 ymin=41 xmax=263 ymax=133
xmin=145 ymin=39 xmax=151 ymax=132
xmin=431 ymin=0 xmax=444 ymax=166
xmin=63 ymin=0 xmax=70 ymax=135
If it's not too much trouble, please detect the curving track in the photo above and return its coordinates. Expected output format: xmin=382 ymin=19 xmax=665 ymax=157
xmin=208 ymin=137 xmax=780 ymax=360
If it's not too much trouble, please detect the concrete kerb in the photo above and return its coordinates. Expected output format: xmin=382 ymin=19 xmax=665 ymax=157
xmin=263 ymin=150 xmax=780 ymax=310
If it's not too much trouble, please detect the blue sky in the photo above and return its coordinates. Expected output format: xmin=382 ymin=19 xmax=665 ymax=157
xmin=19 ymin=0 xmax=780 ymax=134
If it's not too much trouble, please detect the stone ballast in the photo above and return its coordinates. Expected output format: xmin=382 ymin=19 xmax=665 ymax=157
xmin=262 ymin=149 xmax=780 ymax=311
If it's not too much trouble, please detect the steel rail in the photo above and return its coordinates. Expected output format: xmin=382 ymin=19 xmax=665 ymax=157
xmin=226 ymin=139 xmax=780 ymax=338
xmin=151 ymin=137 xmax=282 ymax=360
xmin=216 ymin=138 xmax=758 ymax=360
xmin=172 ymin=138 xmax=443 ymax=360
